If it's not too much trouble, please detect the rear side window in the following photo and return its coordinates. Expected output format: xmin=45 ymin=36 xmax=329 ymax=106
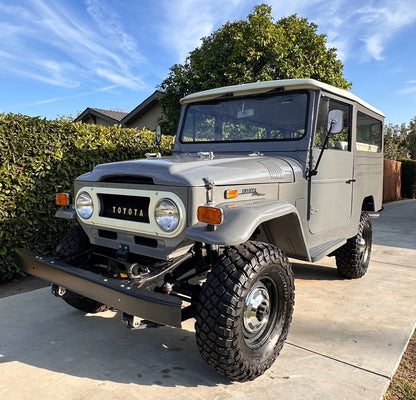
xmin=356 ymin=112 xmax=382 ymax=152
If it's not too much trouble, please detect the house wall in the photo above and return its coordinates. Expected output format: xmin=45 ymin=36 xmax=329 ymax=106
xmin=81 ymin=115 xmax=114 ymax=127
xmin=90 ymin=117 xmax=114 ymax=126
xmin=125 ymin=104 xmax=163 ymax=131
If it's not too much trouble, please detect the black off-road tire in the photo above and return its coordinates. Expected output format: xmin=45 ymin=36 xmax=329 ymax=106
xmin=56 ymin=225 xmax=90 ymax=261
xmin=56 ymin=225 xmax=110 ymax=314
xmin=195 ymin=241 xmax=295 ymax=382
xmin=335 ymin=212 xmax=372 ymax=279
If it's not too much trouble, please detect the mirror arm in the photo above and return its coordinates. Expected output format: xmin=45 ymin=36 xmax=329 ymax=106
xmin=156 ymin=125 xmax=162 ymax=156
xmin=308 ymin=120 xmax=336 ymax=179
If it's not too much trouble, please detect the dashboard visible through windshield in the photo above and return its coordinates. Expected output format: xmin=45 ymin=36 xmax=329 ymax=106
xmin=180 ymin=91 xmax=309 ymax=143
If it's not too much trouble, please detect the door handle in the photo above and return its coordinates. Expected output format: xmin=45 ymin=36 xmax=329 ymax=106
xmin=346 ymin=179 xmax=356 ymax=184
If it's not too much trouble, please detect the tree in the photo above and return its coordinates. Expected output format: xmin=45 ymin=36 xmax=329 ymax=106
xmin=384 ymin=123 xmax=409 ymax=160
xmin=407 ymin=117 xmax=416 ymax=159
xmin=158 ymin=4 xmax=351 ymax=134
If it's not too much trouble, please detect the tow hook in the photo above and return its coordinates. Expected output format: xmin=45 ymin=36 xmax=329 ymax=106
xmin=121 ymin=312 xmax=162 ymax=330
xmin=51 ymin=284 xmax=66 ymax=297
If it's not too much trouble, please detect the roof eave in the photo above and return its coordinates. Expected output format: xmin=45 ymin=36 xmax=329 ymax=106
xmin=120 ymin=90 xmax=162 ymax=125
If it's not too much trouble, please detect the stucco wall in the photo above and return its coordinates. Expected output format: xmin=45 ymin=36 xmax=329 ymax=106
xmin=125 ymin=104 xmax=162 ymax=131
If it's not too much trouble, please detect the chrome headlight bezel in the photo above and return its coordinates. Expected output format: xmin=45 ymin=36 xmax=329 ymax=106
xmin=76 ymin=191 xmax=94 ymax=219
xmin=155 ymin=198 xmax=180 ymax=232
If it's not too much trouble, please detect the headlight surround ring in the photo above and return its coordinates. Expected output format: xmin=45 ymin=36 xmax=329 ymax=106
xmin=76 ymin=191 xmax=94 ymax=219
xmin=155 ymin=198 xmax=180 ymax=232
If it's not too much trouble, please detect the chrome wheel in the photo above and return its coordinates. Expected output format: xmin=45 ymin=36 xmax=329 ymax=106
xmin=243 ymin=277 xmax=278 ymax=347
xmin=359 ymin=229 xmax=370 ymax=265
xmin=195 ymin=241 xmax=295 ymax=381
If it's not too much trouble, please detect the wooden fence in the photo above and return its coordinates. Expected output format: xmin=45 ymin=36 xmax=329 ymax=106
xmin=383 ymin=159 xmax=402 ymax=202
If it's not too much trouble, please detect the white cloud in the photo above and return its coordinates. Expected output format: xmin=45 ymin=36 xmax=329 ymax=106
xmin=351 ymin=2 xmax=416 ymax=61
xmin=1 ymin=0 xmax=415 ymax=104
xmin=159 ymin=0 xmax=247 ymax=62
xmin=362 ymin=36 xmax=385 ymax=61
xmin=157 ymin=0 xmax=416 ymax=65
xmin=0 ymin=0 xmax=147 ymax=90
xmin=398 ymin=81 xmax=416 ymax=95
xmin=12 ymin=85 xmax=117 ymax=108
xmin=85 ymin=0 xmax=144 ymax=63
xmin=265 ymin=0 xmax=416 ymax=63
xmin=15 ymin=65 xmax=80 ymax=88
xmin=96 ymin=68 xmax=144 ymax=89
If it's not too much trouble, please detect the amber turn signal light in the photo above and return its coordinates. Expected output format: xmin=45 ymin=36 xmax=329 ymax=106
xmin=56 ymin=193 xmax=71 ymax=207
xmin=224 ymin=189 xmax=238 ymax=199
xmin=197 ymin=206 xmax=223 ymax=225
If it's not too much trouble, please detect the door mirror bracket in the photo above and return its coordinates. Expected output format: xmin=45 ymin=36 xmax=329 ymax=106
xmin=308 ymin=110 xmax=344 ymax=179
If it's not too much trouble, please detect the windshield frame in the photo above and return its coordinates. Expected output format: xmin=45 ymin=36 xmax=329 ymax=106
xmin=179 ymin=89 xmax=310 ymax=145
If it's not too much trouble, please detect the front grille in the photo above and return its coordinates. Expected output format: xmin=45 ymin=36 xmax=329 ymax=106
xmin=99 ymin=194 xmax=150 ymax=223
xmin=100 ymin=175 xmax=154 ymax=185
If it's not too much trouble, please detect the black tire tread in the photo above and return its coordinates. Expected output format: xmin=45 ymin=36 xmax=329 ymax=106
xmin=56 ymin=225 xmax=89 ymax=258
xmin=195 ymin=241 xmax=294 ymax=381
xmin=56 ymin=225 xmax=110 ymax=314
xmin=335 ymin=212 xmax=372 ymax=279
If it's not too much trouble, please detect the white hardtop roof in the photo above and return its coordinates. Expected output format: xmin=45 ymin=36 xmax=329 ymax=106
xmin=181 ymin=79 xmax=384 ymax=117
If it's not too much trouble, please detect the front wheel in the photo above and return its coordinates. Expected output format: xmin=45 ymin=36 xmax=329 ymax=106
xmin=335 ymin=212 xmax=372 ymax=279
xmin=195 ymin=241 xmax=295 ymax=381
xmin=56 ymin=225 xmax=110 ymax=313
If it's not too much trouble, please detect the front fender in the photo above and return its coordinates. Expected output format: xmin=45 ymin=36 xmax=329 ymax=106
xmin=186 ymin=200 xmax=310 ymax=260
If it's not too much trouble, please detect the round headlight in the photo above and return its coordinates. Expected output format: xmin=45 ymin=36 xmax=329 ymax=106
xmin=155 ymin=198 xmax=180 ymax=232
xmin=76 ymin=192 xmax=94 ymax=219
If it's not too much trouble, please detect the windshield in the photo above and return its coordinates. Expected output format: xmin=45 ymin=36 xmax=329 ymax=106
xmin=180 ymin=91 xmax=309 ymax=143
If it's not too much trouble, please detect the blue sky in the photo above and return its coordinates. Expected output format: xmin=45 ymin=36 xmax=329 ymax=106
xmin=1 ymin=0 xmax=416 ymax=126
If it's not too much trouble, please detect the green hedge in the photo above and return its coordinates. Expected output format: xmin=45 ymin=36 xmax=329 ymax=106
xmin=401 ymin=159 xmax=416 ymax=199
xmin=0 ymin=113 xmax=174 ymax=282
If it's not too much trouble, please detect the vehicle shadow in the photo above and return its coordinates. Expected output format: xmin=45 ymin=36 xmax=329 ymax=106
xmin=0 ymin=290 xmax=230 ymax=388
xmin=291 ymin=260 xmax=341 ymax=281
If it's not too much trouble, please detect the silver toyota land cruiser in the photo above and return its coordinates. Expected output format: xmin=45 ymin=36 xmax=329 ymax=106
xmin=17 ymin=79 xmax=384 ymax=381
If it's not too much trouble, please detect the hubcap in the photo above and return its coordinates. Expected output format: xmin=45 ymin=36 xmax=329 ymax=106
xmin=359 ymin=237 xmax=366 ymax=252
xmin=359 ymin=231 xmax=369 ymax=263
xmin=243 ymin=281 xmax=274 ymax=345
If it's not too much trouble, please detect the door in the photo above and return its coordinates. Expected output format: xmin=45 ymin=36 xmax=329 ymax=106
xmin=309 ymin=97 xmax=354 ymax=234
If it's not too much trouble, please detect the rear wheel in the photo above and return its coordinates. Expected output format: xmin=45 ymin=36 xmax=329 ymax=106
xmin=56 ymin=225 xmax=110 ymax=313
xmin=195 ymin=241 xmax=294 ymax=381
xmin=335 ymin=212 xmax=372 ymax=279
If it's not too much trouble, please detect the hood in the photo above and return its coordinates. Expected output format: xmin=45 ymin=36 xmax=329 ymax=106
xmin=77 ymin=153 xmax=298 ymax=187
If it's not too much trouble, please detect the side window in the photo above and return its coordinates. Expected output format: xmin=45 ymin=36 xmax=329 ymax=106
xmin=315 ymin=97 xmax=352 ymax=151
xmin=356 ymin=112 xmax=382 ymax=152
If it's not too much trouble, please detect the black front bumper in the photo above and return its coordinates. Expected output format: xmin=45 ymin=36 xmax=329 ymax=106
xmin=15 ymin=248 xmax=182 ymax=328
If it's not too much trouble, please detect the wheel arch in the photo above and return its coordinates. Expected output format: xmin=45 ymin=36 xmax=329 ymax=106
xmin=361 ymin=196 xmax=376 ymax=212
xmin=186 ymin=201 xmax=310 ymax=261
xmin=254 ymin=212 xmax=310 ymax=260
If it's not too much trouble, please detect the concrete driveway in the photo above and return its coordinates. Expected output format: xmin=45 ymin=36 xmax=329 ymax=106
xmin=1 ymin=200 xmax=415 ymax=400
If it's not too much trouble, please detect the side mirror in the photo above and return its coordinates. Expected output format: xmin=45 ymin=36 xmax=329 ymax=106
xmin=327 ymin=110 xmax=343 ymax=134
xmin=156 ymin=125 xmax=162 ymax=145
xmin=308 ymin=109 xmax=344 ymax=179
